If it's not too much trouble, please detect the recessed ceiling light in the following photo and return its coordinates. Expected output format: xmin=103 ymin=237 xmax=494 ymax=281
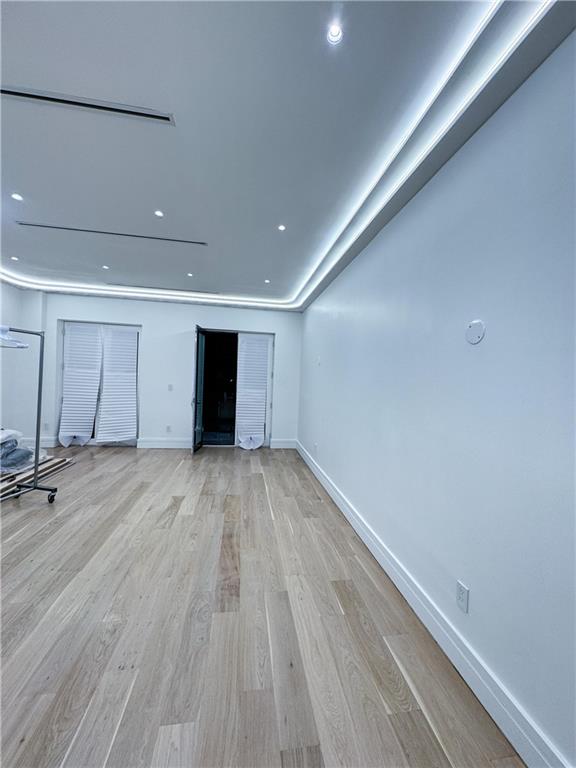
xmin=102 ymin=265 xmax=110 ymax=270
xmin=154 ymin=210 xmax=164 ymax=218
xmin=11 ymin=193 xmax=23 ymax=201
xmin=11 ymin=256 xmax=19 ymax=261
xmin=327 ymin=23 xmax=343 ymax=45
xmin=187 ymin=272 xmax=194 ymax=277
xmin=278 ymin=224 xmax=286 ymax=231
xmin=264 ymin=279 xmax=270 ymax=284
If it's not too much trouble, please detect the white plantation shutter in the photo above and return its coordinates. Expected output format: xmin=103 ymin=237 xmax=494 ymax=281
xmin=94 ymin=325 xmax=139 ymax=443
xmin=236 ymin=333 xmax=272 ymax=449
xmin=59 ymin=322 xmax=103 ymax=447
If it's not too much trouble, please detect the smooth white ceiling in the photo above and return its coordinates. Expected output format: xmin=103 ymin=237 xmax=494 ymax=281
xmin=1 ymin=1 xmax=493 ymax=302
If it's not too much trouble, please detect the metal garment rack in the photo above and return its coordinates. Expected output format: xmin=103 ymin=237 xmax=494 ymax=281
xmin=2 ymin=327 xmax=57 ymax=503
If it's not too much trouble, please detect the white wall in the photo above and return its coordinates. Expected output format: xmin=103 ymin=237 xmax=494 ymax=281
xmin=0 ymin=282 xmax=47 ymax=441
xmin=0 ymin=286 xmax=302 ymax=448
xmin=299 ymin=33 xmax=575 ymax=768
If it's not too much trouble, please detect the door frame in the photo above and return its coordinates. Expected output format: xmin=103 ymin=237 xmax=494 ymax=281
xmin=192 ymin=326 xmax=207 ymax=452
xmin=192 ymin=327 xmax=275 ymax=449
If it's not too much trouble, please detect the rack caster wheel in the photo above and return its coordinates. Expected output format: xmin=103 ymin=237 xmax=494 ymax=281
xmin=48 ymin=493 xmax=56 ymax=504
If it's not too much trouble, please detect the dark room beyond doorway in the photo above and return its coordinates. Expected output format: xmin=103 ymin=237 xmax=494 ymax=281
xmin=203 ymin=331 xmax=238 ymax=445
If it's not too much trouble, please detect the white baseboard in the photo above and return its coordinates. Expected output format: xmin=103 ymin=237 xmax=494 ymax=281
xmin=39 ymin=436 xmax=143 ymax=449
xmin=295 ymin=441 xmax=570 ymax=768
xmin=19 ymin=436 xmax=58 ymax=449
xmin=39 ymin=436 xmax=296 ymax=450
xmin=137 ymin=437 xmax=192 ymax=449
xmin=270 ymin=438 xmax=298 ymax=449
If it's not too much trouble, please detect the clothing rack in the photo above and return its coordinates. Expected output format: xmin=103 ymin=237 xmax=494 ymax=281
xmin=1 ymin=327 xmax=57 ymax=503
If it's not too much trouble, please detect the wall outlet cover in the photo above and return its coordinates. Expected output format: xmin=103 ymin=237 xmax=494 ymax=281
xmin=457 ymin=580 xmax=470 ymax=613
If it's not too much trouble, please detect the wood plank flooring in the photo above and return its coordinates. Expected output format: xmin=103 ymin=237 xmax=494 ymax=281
xmin=1 ymin=447 xmax=525 ymax=767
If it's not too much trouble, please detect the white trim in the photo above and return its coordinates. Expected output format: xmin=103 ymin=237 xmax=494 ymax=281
xmin=38 ymin=435 xmax=142 ymax=449
xmin=40 ymin=435 xmax=194 ymax=449
xmin=270 ymin=438 xmax=298 ymax=449
xmin=40 ymin=435 xmax=297 ymax=450
xmin=22 ymin=435 xmax=59 ymax=449
xmin=136 ymin=437 xmax=191 ymax=449
xmin=295 ymin=440 xmax=572 ymax=768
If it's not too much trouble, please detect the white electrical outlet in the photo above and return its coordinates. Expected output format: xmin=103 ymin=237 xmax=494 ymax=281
xmin=166 ymin=425 xmax=172 ymax=433
xmin=168 ymin=384 xmax=173 ymax=392
xmin=456 ymin=581 xmax=470 ymax=613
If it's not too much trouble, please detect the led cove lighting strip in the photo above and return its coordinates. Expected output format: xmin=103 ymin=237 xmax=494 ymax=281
xmin=290 ymin=0 xmax=556 ymax=304
xmin=290 ymin=0 xmax=503 ymax=302
xmin=0 ymin=268 xmax=286 ymax=309
xmin=0 ymin=0 xmax=555 ymax=310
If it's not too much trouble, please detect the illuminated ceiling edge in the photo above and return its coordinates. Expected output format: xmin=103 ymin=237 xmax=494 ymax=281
xmin=289 ymin=0 xmax=504 ymax=304
xmin=0 ymin=268 xmax=299 ymax=311
xmin=289 ymin=0 xmax=556 ymax=306
xmin=0 ymin=0 xmax=556 ymax=312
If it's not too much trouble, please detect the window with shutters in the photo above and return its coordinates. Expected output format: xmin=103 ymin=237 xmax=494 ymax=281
xmin=94 ymin=325 xmax=139 ymax=443
xmin=58 ymin=321 xmax=140 ymax=446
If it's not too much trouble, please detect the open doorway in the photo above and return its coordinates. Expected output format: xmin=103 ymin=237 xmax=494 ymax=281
xmin=193 ymin=328 xmax=273 ymax=452
xmin=202 ymin=331 xmax=237 ymax=445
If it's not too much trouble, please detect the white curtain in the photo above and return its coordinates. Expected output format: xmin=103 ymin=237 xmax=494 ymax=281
xmin=58 ymin=322 xmax=102 ymax=447
xmin=94 ymin=325 xmax=139 ymax=443
xmin=236 ymin=333 xmax=272 ymax=450
xmin=59 ymin=322 xmax=139 ymax=447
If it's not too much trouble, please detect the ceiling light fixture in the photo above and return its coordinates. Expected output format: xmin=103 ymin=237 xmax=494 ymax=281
xmin=154 ymin=210 xmax=164 ymax=218
xmin=102 ymin=265 xmax=110 ymax=270
xmin=11 ymin=193 xmax=23 ymax=201
xmin=10 ymin=256 xmax=19 ymax=261
xmin=278 ymin=224 xmax=286 ymax=231
xmin=187 ymin=273 xmax=194 ymax=277
xmin=264 ymin=279 xmax=271 ymax=284
xmin=327 ymin=23 xmax=343 ymax=45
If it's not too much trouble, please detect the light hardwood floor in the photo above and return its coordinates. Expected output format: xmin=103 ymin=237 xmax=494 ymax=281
xmin=1 ymin=447 xmax=525 ymax=768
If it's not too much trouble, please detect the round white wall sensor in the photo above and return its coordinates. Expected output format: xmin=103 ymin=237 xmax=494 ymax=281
xmin=466 ymin=319 xmax=486 ymax=345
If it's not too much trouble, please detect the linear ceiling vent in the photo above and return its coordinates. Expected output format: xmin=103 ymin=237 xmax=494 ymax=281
xmin=1 ymin=86 xmax=174 ymax=125
xmin=16 ymin=221 xmax=206 ymax=246
xmin=108 ymin=283 xmax=222 ymax=295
